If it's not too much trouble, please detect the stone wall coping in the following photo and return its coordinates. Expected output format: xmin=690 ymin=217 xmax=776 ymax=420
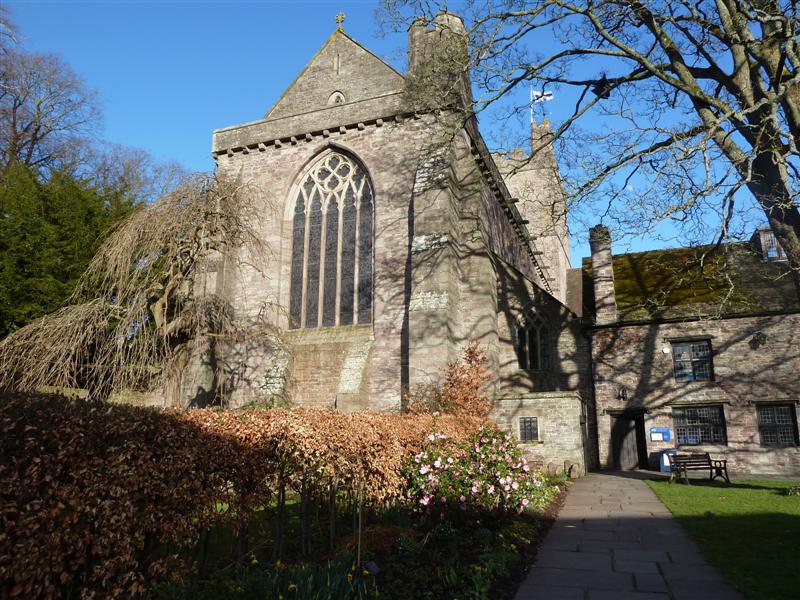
xmin=212 ymin=93 xmax=408 ymax=153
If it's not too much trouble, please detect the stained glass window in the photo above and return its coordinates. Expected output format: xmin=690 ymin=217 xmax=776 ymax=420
xmin=289 ymin=196 xmax=305 ymax=328
xmin=305 ymin=190 xmax=322 ymax=328
xmin=358 ymin=181 xmax=373 ymax=324
xmin=322 ymin=197 xmax=339 ymax=327
xmin=340 ymin=186 xmax=356 ymax=326
xmin=288 ymin=151 xmax=373 ymax=329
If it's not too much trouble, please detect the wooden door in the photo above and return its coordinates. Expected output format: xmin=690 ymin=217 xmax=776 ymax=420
xmin=611 ymin=415 xmax=642 ymax=470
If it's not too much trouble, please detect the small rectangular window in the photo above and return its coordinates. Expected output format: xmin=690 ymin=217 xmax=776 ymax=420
xmin=672 ymin=340 xmax=713 ymax=382
xmin=757 ymin=404 xmax=799 ymax=446
xmin=673 ymin=405 xmax=727 ymax=446
xmin=519 ymin=416 xmax=539 ymax=442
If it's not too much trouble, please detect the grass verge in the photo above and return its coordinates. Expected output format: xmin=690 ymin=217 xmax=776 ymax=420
xmin=647 ymin=478 xmax=800 ymax=600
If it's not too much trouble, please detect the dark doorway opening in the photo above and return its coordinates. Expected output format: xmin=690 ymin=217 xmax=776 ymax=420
xmin=610 ymin=412 xmax=648 ymax=470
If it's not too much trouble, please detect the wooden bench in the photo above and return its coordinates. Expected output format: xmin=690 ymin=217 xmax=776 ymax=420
xmin=667 ymin=452 xmax=730 ymax=485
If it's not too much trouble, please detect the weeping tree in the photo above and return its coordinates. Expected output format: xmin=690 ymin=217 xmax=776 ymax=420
xmin=381 ymin=0 xmax=800 ymax=297
xmin=0 ymin=173 xmax=281 ymax=404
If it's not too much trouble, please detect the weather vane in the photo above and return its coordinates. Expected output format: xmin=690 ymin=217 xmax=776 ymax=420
xmin=335 ymin=12 xmax=346 ymax=30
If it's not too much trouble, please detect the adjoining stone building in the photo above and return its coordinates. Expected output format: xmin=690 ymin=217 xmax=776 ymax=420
xmin=197 ymin=14 xmax=798 ymax=477
xmin=584 ymin=226 xmax=800 ymax=476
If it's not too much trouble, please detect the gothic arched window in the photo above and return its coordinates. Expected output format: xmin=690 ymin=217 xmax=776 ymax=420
xmin=517 ymin=313 xmax=550 ymax=371
xmin=289 ymin=151 xmax=373 ymax=329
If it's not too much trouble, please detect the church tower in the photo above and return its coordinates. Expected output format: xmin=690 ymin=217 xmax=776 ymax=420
xmin=493 ymin=121 xmax=571 ymax=305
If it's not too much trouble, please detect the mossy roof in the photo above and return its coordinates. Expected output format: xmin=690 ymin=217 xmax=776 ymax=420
xmin=582 ymin=242 xmax=799 ymax=323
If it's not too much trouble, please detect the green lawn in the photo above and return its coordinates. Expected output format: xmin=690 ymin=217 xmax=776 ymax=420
xmin=647 ymin=479 xmax=800 ymax=600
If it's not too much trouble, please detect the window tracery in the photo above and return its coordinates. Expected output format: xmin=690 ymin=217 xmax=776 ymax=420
xmin=289 ymin=151 xmax=373 ymax=329
xmin=516 ymin=312 xmax=550 ymax=371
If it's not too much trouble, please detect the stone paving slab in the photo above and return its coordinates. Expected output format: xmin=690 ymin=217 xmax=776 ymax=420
xmin=513 ymin=472 xmax=744 ymax=600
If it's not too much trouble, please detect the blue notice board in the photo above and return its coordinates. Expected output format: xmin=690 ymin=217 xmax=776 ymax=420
xmin=650 ymin=427 xmax=672 ymax=442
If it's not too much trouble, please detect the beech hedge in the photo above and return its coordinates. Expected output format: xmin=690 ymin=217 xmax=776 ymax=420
xmin=0 ymin=393 xmax=483 ymax=598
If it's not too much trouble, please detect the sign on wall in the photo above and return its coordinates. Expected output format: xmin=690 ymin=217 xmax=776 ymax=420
xmin=650 ymin=427 xmax=672 ymax=442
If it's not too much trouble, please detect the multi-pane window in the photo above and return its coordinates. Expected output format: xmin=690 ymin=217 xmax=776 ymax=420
xmin=289 ymin=151 xmax=373 ymax=329
xmin=673 ymin=405 xmax=727 ymax=446
xmin=672 ymin=340 xmax=713 ymax=382
xmin=516 ymin=313 xmax=550 ymax=371
xmin=519 ymin=417 xmax=539 ymax=442
xmin=757 ymin=404 xmax=799 ymax=446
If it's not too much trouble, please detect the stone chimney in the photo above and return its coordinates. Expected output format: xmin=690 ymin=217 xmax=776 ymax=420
xmin=406 ymin=11 xmax=471 ymax=109
xmin=589 ymin=225 xmax=617 ymax=324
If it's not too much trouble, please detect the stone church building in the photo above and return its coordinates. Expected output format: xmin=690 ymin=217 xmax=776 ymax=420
xmin=205 ymin=14 xmax=799 ymax=477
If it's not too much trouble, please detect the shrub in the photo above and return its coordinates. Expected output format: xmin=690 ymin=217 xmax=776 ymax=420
xmin=405 ymin=424 xmax=557 ymax=517
xmin=408 ymin=339 xmax=493 ymax=417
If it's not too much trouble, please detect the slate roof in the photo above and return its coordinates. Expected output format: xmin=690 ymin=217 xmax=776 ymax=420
xmin=582 ymin=241 xmax=800 ymax=323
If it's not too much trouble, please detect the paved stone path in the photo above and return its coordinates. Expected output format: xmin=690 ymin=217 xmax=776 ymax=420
xmin=514 ymin=472 xmax=743 ymax=600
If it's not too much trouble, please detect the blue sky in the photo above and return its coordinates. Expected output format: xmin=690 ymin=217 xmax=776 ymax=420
xmin=9 ymin=1 xmax=405 ymax=173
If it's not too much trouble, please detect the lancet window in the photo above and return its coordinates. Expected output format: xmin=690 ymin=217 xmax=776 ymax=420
xmin=289 ymin=151 xmax=373 ymax=329
xmin=516 ymin=312 xmax=551 ymax=371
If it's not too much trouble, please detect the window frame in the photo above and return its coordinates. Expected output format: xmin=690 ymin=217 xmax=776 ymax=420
xmin=518 ymin=416 xmax=540 ymax=442
xmin=672 ymin=405 xmax=728 ymax=447
xmin=288 ymin=151 xmax=374 ymax=330
xmin=756 ymin=403 xmax=799 ymax=447
xmin=516 ymin=313 xmax=551 ymax=372
xmin=671 ymin=339 xmax=714 ymax=383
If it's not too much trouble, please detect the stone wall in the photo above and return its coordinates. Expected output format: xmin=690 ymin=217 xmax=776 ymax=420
xmin=592 ymin=313 xmax=800 ymax=475
xmin=492 ymin=392 xmax=588 ymax=476
xmin=214 ymin=114 xmax=437 ymax=410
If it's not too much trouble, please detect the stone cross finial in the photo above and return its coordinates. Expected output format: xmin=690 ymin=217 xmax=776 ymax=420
xmin=335 ymin=12 xmax=346 ymax=30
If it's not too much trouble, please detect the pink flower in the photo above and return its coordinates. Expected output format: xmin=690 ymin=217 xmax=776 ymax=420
xmin=522 ymin=498 xmax=530 ymax=506
xmin=512 ymin=482 xmax=519 ymax=490
xmin=459 ymin=495 xmax=466 ymax=502
xmin=420 ymin=465 xmax=429 ymax=475
xmin=523 ymin=465 xmax=530 ymax=472
xmin=434 ymin=459 xmax=442 ymax=468
xmin=488 ymin=485 xmax=495 ymax=494
xmin=427 ymin=434 xmax=436 ymax=442
xmin=440 ymin=496 xmax=447 ymax=503
xmin=432 ymin=411 xmax=440 ymax=417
